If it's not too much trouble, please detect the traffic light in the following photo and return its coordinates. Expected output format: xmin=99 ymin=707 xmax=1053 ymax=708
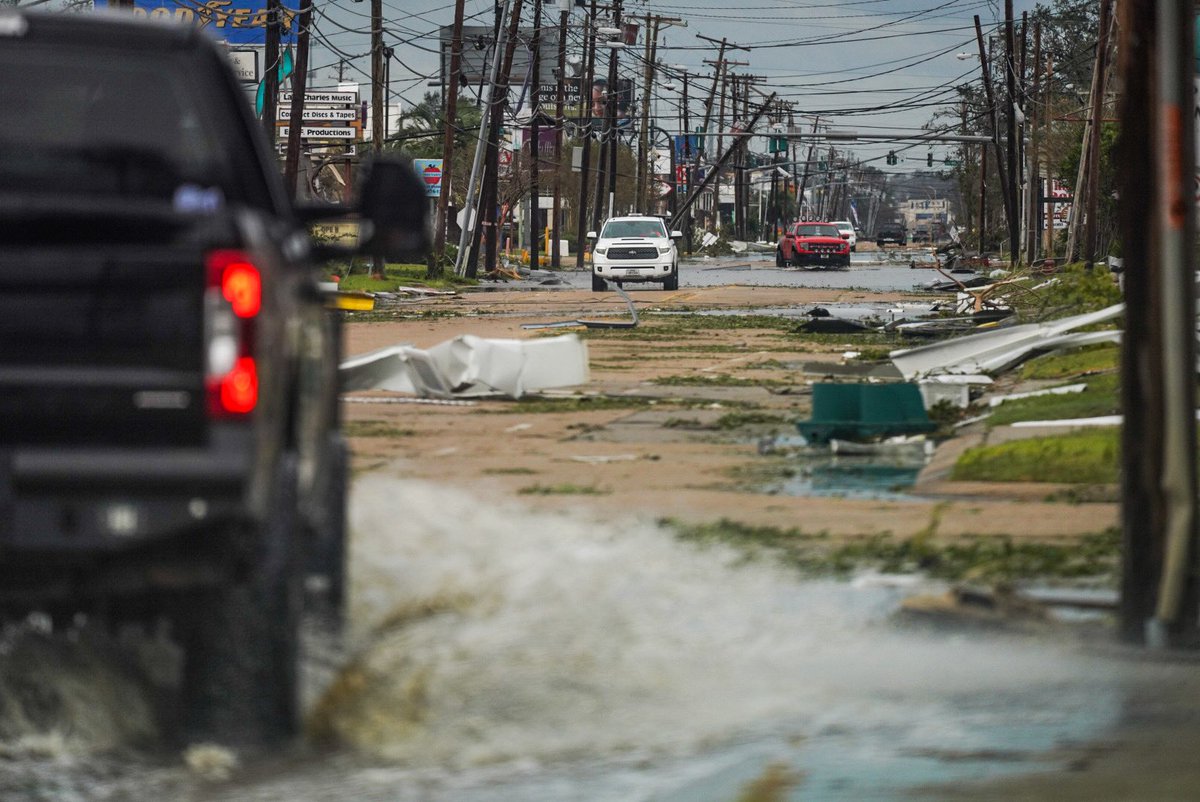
xmin=886 ymin=151 xmax=896 ymax=165
xmin=927 ymin=152 xmax=933 ymax=167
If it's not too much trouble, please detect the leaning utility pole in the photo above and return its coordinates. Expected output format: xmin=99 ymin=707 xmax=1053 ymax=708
xmin=454 ymin=0 xmax=514 ymax=277
xmin=1066 ymin=2 xmax=1112 ymax=263
xmin=1003 ymin=0 xmax=1020 ymax=265
xmin=796 ymin=115 xmax=820 ymax=217
xmin=671 ymin=92 xmax=777 ymax=229
xmin=430 ymin=0 xmax=465 ymax=277
xmin=480 ymin=0 xmax=526 ymax=277
xmin=1115 ymin=0 xmax=1200 ymax=648
xmin=974 ymin=14 xmax=1015 ymax=267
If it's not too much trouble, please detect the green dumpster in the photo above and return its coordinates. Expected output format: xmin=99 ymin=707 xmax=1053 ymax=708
xmin=795 ymin=383 xmax=935 ymax=445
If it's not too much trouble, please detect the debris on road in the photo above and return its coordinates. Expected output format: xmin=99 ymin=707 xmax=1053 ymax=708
xmin=340 ymin=333 xmax=589 ymax=399
xmin=522 ymin=282 xmax=639 ymax=330
xmin=888 ymin=303 xmax=1124 ymax=380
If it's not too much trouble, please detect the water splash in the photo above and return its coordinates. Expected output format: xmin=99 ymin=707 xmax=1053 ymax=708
xmin=314 ymin=474 xmax=1128 ymax=798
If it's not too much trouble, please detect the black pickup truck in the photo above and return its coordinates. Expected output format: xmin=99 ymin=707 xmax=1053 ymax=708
xmin=0 ymin=10 xmax=425 ymax=743
xmin=875 ymin=222 xmax=908 ymax=248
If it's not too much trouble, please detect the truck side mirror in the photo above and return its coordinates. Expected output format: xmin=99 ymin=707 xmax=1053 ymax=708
xmin=670 ymin=230 xmax=683 ymax=239
xmin=586 ymin=231 xmax=598 ymax=239
xmin=357 ymin=157 xmax=430 ymax=258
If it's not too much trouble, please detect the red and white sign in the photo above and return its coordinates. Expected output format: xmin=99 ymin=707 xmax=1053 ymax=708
xmin=413 ymin=159 xmax=443 ymax=198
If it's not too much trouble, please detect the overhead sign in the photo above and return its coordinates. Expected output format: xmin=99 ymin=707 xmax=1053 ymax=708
xmin=413 ymin=159 xmax=444 ymax=198
xmin=94 ymin=0 xmax=300 ymax=45
xmin=277 ymin=107 xmax=359 ymax=122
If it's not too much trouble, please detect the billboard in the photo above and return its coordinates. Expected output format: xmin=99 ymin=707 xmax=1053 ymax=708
xmin=94 ymin=0 xmax=301 ymax=45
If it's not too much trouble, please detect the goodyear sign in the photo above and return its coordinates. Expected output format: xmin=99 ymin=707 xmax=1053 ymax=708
xmin=94 ymin=0 xmax=301 ymax=45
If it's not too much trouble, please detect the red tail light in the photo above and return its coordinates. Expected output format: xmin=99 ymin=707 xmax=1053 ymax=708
xmin=205 ymin=250 xmax=261 ymax=418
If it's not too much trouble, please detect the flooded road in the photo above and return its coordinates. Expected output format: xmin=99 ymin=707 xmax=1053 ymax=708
xmin=540 ymin=249 xmax=952 ymax=293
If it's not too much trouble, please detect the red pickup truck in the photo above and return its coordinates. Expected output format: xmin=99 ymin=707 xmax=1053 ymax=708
xmin=776 ymin=222 xmax=852 ymax=269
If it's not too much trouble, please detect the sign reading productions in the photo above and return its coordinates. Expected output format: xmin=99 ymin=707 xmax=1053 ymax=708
xmin=94 ymin=0 xmax=301 ymax=45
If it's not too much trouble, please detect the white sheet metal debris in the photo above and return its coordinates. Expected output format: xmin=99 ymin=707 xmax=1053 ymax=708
xmin=889 ymin=303 xmax=1124 ymax=379
xmin=340 ymin=333 xmax=589 ymax=399
xmin=988 ymin=383 xmax=1088 ymax=407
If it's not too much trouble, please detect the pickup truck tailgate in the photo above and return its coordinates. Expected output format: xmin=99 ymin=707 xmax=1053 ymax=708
xmin=0 ymin=245 xmax=207 ymax=447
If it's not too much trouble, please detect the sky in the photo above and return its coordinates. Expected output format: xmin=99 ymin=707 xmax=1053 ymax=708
xmin=300 ymin=0 xmax=1045 ymax=173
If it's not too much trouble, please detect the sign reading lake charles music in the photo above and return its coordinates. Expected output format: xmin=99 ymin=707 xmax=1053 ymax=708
xmin=277 ymin=107 xmax=359 ymax=122
xmin=280 ymin=90 xmax=358 ymax=105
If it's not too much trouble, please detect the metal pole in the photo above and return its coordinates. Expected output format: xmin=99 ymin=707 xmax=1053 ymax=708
xmin=529 ymin=0 xmax=542 ymax=270
xmin=1145 ymin=0 xmax=1198 ymax=647
xmin=454 ymin=0 xmax=514 ymax=277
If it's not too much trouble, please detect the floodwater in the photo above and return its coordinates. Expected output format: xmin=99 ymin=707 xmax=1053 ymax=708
xmin=539 ymin=250 xmax=957 ymax=293
xmin=250 ymin=477 xmax=1136 ymax=801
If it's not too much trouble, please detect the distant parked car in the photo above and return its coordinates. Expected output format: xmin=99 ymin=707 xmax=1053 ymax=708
xmin=830 ymin=220 xmax=857 ymax=251
xmin=876 ymin=225 xmax=907 ymax=247
xmin=776 ymin=222 xmax=851 ymax=269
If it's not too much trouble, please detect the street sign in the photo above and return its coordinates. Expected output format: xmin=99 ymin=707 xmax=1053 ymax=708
xmin=281 ymin=90 xmax=359 ymax=105
xmin=278 ymin=126 xmax=356 ymax=140
xmin=413 ymin=159 xmax=444 ymax=198
xmin=277 ymin=107 xmax=359 ymax=122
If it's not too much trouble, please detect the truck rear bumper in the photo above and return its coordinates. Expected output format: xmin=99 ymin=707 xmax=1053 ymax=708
xmin=0 ymin=447 xmax=250 ymax=552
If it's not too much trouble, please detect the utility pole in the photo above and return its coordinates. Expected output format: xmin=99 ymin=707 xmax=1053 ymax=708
xmin=370 ymin=0 xmax=383 ymax=156
xmin=1066 ymin=3 xmax=1111 ymax=263
xmin=974 ymin=15 xmax=1015 ymax=267
xmin=368 ymin=0 xmax=384 ymax=275
xmin=263 ymin=0 xmax=281 ymax=146
xmin=595 ymin=0 xmax=623 ymax=227
xmin=796 ymin=115 xmax=819 ymax=218
xmin=1083 ymin=0 xmax=1113 ymax=269
xmin=1004 ymin=0 xmax=1020 ymax=265
xmin=1115 ymin=0 xmax=1200 ymax=648
xmin=528 ymin=0 xmax=543 ymax=270
xmin=1026 ymin=19 xmax=1041 ymax=264
xmin=431 ymin=0 xmax=465 ymax=277
xmin=636 ymin=14 xmax=658 ymax=212
xmin=680 ymin=69 xmax=693 ymax=252
xmin=551 ymin=0 xmax=568 ymax=268
xmin=480 ymin=0 xmax=526 ymax=277
xmin=575 ymin=0 xmax=599 ymax=270
xmin=283 ymin=0 xmax=311 ymax=199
